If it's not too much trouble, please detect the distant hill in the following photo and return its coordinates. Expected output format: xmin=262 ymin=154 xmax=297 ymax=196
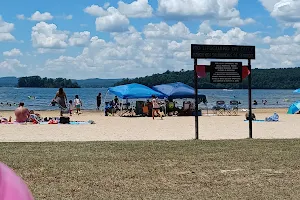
xmin=74 ymin=78 xmax=121 ymax=88
xmin=0 ymin=77 xmax=121 ymax=88
xmin=0 ymin=76 xmax=18 ymax=87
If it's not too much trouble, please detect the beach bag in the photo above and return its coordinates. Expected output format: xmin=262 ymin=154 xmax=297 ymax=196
xmin=59 ymin=116 xmax=70 ymax=124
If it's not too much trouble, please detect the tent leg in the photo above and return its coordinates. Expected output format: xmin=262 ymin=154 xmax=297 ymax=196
xmin=120 ymin=99 xmax=123 ymax=117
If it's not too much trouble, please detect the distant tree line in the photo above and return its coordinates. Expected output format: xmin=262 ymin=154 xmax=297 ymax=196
xmin=115 ymin=68 xmax=300 ymax=89
xmin=18 ymin=76 xmax=80 ymax=88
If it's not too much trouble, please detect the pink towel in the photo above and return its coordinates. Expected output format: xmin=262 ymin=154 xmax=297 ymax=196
xmin=0 ymin=162 xmax=34 ymax=200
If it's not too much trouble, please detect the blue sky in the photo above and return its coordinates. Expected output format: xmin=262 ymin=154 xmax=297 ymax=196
xmin=0 ymin=0 xmax=300 ymax=79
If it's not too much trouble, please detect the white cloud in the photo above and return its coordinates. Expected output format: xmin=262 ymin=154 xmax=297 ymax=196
xmin=3 ymin=48 xmax=23 ymax=57
xmin=16 ymin=14 xmax=25 ymax=20
xmin=254 ymin=32 xmax=300 ymax=69
xmin=259 ymin=0 xmax=280 ymax=12
xmin=157 ymin=0 xmax=254 ymax=26
xmin=112 ymin=26 xmax=143 ymax=46
xmin=143 ymin=22 xmax=192 ymax=40
xmin=85 ymin=5 xmax=130 ymax=32
xmin=84 ymin=5 xmax=107 ymax=17
xmin=204 ymin=27 xmax=258 ymax=45
xmin=254 ymin=44 xmax=300 ymax=69
xmin=118 ymin=0 xmax=153 ymax=18
xmin=95 ymin=7 xmax=129 ymax=32
xmin=56 ymin=14 xmax=73 ymax=20
xmin=43 ymin=24 xmax=263 ymax=79
xmin=219 ymin=17 xmax=255 ymax=26
xmin=272 ymin=0 xmax=300 ymax=21
xmin=104 ymin=2 xmax=110 ymax=9
xmin=69 ymin=31 xmax=90 ymax=46
xmin=263 ymin=35 xmax=293 ymax=44
xmin=260 ymin=0 xmax=300 ymax=30
xmin=37 ymin=48 xmax=65 ymax=54
xmin=199 ymin=21 xmax=213 ymax=34
xmin=64 ymin=15 xmax=73 ymax=20
xmin=0 ymin=59 xmax=26 ymax=76
xmin=4 ymin=4 xmax=299 ymax=79
xmin=31 ymin=22 xmax=69 ymax=50
xmin=29 ymin=11 xmax=53 ymax=21
xmin=0 ymin=16 xmax=15 ymax=42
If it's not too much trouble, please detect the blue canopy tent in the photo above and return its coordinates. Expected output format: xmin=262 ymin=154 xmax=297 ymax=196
xmin=152 ymin=82 xmax=207 ymax=102
xmin=287 ymin=101 xmax=300 ymax=114
xmin=106 ymin=83 xmax=166 ymax=116
xmin=152 ymin=82 xmax=207 ymax=116
xmin=108 ymin=83 xmax=166 ymax=99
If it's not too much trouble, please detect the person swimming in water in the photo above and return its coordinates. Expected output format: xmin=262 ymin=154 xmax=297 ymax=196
xmin=253 ymin=100 xmax=258 ymax=105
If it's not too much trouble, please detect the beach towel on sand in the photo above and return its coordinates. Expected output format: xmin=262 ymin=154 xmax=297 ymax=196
xmin=39 ymin=120 xmax=95 ymax=125
xmin=0 ymin=162 xmax=34 ymax=200
xmin=244 ymin=120 xmax=267 ymax=122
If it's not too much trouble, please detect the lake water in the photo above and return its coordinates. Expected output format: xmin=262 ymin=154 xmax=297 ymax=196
xmin=0 ymin=87 xmax=298 ymax=111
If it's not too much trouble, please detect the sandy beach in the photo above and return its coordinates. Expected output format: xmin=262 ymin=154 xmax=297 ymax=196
xmin=0 ymin=108 xmax=299 ymax=142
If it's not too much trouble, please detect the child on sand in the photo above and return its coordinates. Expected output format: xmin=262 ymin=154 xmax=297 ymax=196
xmin=68 ymin=100 xmax=73 ymax=116
xmin=74 ymin=95 xmax=82 ymax=115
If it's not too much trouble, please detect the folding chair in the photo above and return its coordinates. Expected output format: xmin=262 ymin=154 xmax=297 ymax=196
xmin=119 ymin=102 xmax=134 ymax=117
xmin=216 ymin=101 xmax=226 ymax=116
xmin=180 ymin=101 xmax=192 ymax=116
xmin=229 ymin=100 xmax=239 ymax=116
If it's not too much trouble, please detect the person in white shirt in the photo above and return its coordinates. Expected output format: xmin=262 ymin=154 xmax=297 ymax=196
xmin=151 ymin=95 xmax=162 ymax=120
xmin=74 ymin=95 xmax=82 ymax=115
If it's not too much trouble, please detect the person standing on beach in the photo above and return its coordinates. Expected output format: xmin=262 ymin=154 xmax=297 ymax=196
xmin=53 ymin=88 xmax=67 ymax=116
xmin=68 ymin=100 xmax=73 ymax=116
xmin=151 ymin=95 xmax=163 ymax=120
xmin=97 ymin=93 xmax=102 ymax=110
xmin=74 ymin=95 xmax=83 ymax=115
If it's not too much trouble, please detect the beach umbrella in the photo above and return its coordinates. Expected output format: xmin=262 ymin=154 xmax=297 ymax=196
xmin=293 ymin=88 xmax=300 ymax=93
xmin=287 ymin=101 xmax=300 ymax=114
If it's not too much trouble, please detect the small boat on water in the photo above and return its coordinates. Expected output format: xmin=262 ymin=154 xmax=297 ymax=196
xmin=223 ymin=89 xmax=233 ymax=92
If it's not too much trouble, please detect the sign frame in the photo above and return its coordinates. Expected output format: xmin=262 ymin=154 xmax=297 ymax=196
xmin=191 ymin=44 xmax=255 ymax=140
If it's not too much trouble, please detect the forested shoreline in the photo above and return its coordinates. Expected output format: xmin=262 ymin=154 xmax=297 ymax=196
xmin=115 ymin=68 xmax=300 ymax=89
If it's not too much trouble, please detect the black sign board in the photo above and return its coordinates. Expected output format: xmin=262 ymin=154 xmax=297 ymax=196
xmin=191 ymin=44 xmax=255 ymax=59
xmin=210 ymin=62 xmax=242 ymax=83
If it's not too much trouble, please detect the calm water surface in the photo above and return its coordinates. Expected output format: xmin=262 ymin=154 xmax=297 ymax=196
xmin=0 ymin=87 xmax=298 ymax=111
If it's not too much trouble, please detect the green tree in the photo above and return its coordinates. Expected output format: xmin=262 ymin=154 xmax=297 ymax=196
xmin=18 ymin=76 xmax=80 ymax=88
xmin=115 ymin=67 xmax=300 ymax=89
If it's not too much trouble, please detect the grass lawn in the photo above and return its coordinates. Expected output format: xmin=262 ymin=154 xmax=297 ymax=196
xmin=1 ymin=140 xmax=300 ymax=199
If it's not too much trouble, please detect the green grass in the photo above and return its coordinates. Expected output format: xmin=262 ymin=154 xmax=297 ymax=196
xmin=1 ymin=140 xmax=300 ymax=199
